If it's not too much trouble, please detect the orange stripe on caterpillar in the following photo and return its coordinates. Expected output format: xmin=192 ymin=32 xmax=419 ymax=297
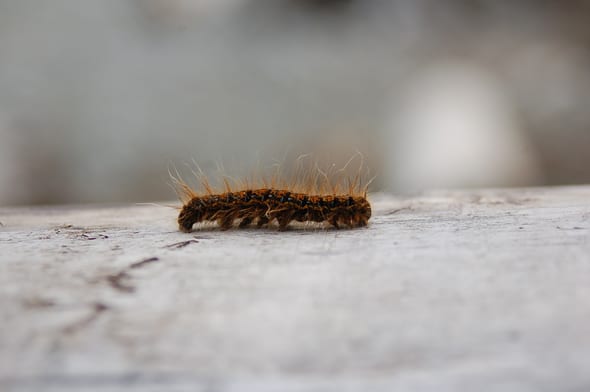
xmin=177 ymin=189 xmax=371 ymax=232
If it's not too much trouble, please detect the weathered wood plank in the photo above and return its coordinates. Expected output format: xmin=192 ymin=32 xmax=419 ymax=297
xmin=1 ymin=187 xmax=589 ymax=391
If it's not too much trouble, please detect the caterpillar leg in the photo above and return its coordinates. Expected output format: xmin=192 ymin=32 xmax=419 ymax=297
xmin=256 ymin=216 xmax=269 ymax=228
xmin=329 ymin=216 xmax=340 ymax=229
xmin=277 ymin=212 xmax=294 ymax=231
xmin=218 ymin=214 xmax=235 ymax=231
xmin=238 ymin=217 xmax=253 ymax=228
xmin=353 ymin=213 xmax=368 ymax=227
xmin=345 ymin=218 xmax=354 ymax=228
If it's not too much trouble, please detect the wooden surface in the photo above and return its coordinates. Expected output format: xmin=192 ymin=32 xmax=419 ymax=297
xmin=1 ymin=186 xmax=589 ymax=392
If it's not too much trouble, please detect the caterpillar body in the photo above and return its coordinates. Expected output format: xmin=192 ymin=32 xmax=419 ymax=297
xmin=177 ymin=188 xmax=371 ymax=232
xmin=173 ymin=154 xmax=373 ymax=232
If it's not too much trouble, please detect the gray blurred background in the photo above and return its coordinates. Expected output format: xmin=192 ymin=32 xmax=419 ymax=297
xmin=1 ymin=0 xmax=589 ymax=206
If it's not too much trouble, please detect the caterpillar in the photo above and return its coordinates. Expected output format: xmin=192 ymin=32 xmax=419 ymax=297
xmin=173 ymin=156 xmax=372 ymax=232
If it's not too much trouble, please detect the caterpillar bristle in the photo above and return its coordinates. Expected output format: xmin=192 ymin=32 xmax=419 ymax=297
xmin=172 ymin=155 xmax=373 ymax=232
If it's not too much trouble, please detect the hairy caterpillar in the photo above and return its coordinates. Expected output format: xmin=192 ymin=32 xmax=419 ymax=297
xmin=173 ymin=155 xmax=372 ymax=232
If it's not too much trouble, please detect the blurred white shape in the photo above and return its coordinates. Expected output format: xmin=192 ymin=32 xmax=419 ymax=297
xmin=385 ymin=62 xmax=543 ymax=193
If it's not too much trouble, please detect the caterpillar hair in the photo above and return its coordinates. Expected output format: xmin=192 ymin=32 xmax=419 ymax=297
xmin=172 ymin=154 xmax=373 ymax=232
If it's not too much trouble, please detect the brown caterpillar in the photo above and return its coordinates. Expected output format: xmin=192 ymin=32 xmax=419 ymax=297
xmin=173 ymin=156 xmax=372 ymax=231
xmin=177 ymin=189 xmax=371 ymax=231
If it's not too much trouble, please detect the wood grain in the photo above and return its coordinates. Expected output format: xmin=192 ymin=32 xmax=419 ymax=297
xmin=1 ymin=187 xmax=589 ymax=391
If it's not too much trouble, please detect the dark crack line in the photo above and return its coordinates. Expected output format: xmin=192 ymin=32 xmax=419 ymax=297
xmin=106 ymin=272 xmax=135 ymax=293
xmin=106 ymin=257 xmax=160 ymax=293
xmin=163 ymin=240 xmax=199 ymax=249
xmin=384 ymin=206 xmax=412 ymax=215
xmin=129 ymin=256 xmax=160 ymax=269
xmin=62 ymin=302 xmax=109 ymax=334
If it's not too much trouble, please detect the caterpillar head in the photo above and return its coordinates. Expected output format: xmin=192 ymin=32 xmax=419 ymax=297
xmin=177 ymin=198 xmax=204 ymax=232
xmin=353 ymin=196 xmax=371 ymax=227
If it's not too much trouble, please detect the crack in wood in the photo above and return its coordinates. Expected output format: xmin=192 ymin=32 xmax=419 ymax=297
xmin=384 ymin=206 xmax=412 ymax=215
xmin=106 ymin=272 xmax=135 ymax=293
xmin=53 ymin=225 xmax=110 ymax=240
xmin=106 ymin=257 xmax=161 ymax=293
xmin=62 ymin=302 xmax=109 ymax=335
xmin=129 ymin=256 xmax=160 ymax=269
xmin=163 ymin=240 xmax=199 ymax=249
